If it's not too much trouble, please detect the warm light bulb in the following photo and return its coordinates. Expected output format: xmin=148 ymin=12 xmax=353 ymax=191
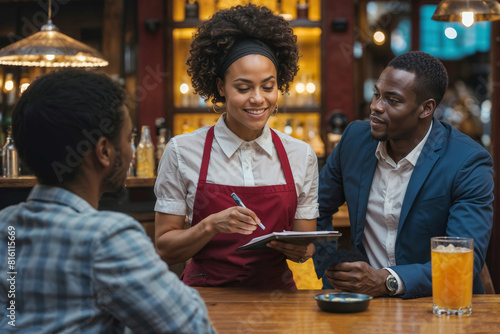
xmin=45 ymin=54 xmax=55 ymax=61
xmin=5 ymin=79 xmax=14 ymax=91
xmin=373 ymin=31 xmax=385 ymax=45
xmin=295 ymin=83 xmax=305 ymax=94
xmin=20 ymin=83 xmax=30 ymax=93
xmin=306 ymin=82 xmax=316 ymax=94
xmin=180 ymin=83 xmax=189 ymax=94
xmin=462 ymin=12 xmax=474 ymax=27
xmin=279 ymin=13 xmax=293 ymax=21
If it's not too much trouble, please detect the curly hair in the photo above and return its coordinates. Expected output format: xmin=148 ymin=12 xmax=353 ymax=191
xmin=388 ymin=51 xmax=448 ymax=106
xmin=187 ymin=4 xmax=299 ymax=105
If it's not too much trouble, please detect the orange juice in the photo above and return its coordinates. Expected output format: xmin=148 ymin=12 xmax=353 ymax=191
xmin=431 ymin=246 xmax=473 ymax=310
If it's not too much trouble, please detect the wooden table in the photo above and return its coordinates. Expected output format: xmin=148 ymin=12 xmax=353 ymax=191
xmin=195 ymin=287 xmax=500 ymax=333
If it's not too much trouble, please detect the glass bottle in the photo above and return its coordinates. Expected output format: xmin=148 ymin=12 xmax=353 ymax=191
xmin=185 ymin=0 xmax=199 ymax=21
xmin=156 ymin=128 xmax=170 ymax=167
xmin=136 ymin=125 xmax=155 ymax=178
xmin=127 ymin=129 xmax=137 ymax=177
xmin=296 ymin=0 xmax=309 ymax=20
xmin=295 ymin=122 xmax=305 ymax=141
xmin=306 ymin=118 xmax=325 ymax=158
xmin=284 ymin=119 xmax=294 ymax=137
xmin=2 ymin=125 xmax=19 ymax=178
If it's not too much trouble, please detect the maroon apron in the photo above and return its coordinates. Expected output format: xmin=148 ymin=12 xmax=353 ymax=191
xmin=181 ymin=126 xmax=298 ymax=289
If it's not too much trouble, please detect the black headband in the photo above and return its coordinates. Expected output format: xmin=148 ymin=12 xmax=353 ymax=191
xmin=217 ymin=39 xmax=278 ymax=78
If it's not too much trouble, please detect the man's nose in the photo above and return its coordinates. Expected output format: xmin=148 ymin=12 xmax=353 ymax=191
xmin=370 ymin=97 xmax=384 ymax=114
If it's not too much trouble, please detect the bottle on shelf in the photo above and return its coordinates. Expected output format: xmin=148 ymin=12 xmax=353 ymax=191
xmin=284 ymin=119 xmax=294 ymax=137
xmin=2 ymin=125 xmax=19 ymax=178
xmin=296 ymin=0 xmax=309 ymax=20
xmin=156 ymin=128 xmax=171 ymax=167
xmin=305 ymin=118 xmax=325 ymax=158
xmin=136 ymin=125 xmax=155 ymax=178
xmin=295 ymin=122 xmax=305 ymax=141
xmin=181 ymin=119 xmax=195 ymax=134
xmin=326 ymin=112 xmax=349 ymax=155
xmin=185 ymin=0 xmax=199 ymax=21
xmin=127 ymin=128 xmax=137 ymax=177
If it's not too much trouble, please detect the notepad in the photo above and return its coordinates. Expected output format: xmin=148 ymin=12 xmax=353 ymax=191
xmin=236 ymin=231 xmax=341 ymax=251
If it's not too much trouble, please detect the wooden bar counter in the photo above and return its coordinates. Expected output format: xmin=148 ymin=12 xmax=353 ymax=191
xmin=195 ymin=287 xmax=500 ymax=333
xmin=0 ymin=176 xmax=156 ymax=188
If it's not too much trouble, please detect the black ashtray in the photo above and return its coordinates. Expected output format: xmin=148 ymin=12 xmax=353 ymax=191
xmin=314 ymin=292 xmax=373 ymax=313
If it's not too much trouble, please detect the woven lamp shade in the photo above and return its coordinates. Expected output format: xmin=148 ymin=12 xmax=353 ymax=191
xmin=0 ymin=21 xmax=108 ymax=68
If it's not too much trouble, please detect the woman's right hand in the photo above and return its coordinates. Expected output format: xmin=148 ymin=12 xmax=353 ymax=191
xmin=206 ymin=206 xmax=260 ymax=235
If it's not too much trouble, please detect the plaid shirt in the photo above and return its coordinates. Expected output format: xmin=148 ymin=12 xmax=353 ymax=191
xmin=0 ymin=185 xmax=214 ymax=333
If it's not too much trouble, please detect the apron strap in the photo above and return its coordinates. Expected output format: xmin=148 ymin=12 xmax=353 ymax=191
xmin=198 ymin=126 xmax=215 ymax=185
xmin=270 ymin=129 xmax=294 ymax=186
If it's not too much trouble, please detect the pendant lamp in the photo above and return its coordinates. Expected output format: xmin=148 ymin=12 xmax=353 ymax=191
xmin=431 ymin=0 xmax=500 ymax=27
xmin=0 ymin=0 xmax=108 ymax=67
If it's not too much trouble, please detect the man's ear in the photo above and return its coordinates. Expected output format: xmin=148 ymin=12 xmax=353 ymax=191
xmin=94 ymin=136 xmax=113 ymax=168
xmin=216 ymin=77 xmax=224 ymax=97
xmin=419 ymin=98 xmax=436 ymax=119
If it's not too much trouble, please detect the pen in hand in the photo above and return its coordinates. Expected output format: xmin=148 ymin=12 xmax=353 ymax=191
xmin=230 ymin=193 xmax=266 ymax=230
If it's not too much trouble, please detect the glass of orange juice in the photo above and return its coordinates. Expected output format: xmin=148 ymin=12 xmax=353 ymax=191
xmin=431 ymin=236 xmax=474 ymax=316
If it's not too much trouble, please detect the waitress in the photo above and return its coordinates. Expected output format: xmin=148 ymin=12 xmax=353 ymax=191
xmin=154 ymin=4 xmax=318 ymax=290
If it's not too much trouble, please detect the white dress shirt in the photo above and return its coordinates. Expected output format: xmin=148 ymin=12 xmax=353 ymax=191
xmin=363 ymin=122 xmax=432 ymax=295
xmin=154 ymin=115 xmax=319 ymax=224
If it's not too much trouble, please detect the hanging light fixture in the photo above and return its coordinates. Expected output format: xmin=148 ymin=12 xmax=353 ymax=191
xmin=431 ymin=0 xmax=500 ymax=27
xmin=0 ymin=0 xmax=108 ymax=67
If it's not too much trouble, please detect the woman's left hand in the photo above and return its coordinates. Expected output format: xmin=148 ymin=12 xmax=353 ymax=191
xmin=266 ymin=241 xmax=315 ymax=263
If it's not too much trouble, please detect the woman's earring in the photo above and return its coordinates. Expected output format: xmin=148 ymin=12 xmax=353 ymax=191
xmin=272 ymin=104 xmax=278 ymax=116
xmin=212 ymin=101 xmax=224 ymax=114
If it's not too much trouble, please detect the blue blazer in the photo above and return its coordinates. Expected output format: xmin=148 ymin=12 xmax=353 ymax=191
xmin=314 ymin=119 xmax=494 ymax=299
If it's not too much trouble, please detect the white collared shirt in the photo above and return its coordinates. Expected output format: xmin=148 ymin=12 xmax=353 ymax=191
xmin=154 ymin=115 xmax=319 ymax=223
xmin=363 ymin=122 xmax=433 ymax=294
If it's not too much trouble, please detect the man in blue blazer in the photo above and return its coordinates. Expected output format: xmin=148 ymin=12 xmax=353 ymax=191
xmin=313 ymin=51 xmax=493 ymax=299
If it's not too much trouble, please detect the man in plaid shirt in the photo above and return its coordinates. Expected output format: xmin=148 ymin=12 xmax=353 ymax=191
xmin=0 ymin=69 xmax=214 ymax=333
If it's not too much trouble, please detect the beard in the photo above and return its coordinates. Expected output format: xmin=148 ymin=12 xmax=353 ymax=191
xmin=370 ymin=128 xmax=388 ymax=142
xmin=370 ymin=132 xmax=388 ymax=142
xmin=103 ymin=145 xmax=127 ymax=193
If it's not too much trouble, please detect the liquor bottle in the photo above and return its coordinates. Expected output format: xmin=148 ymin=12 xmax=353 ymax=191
xmin=185 ymin=0 xmax=199 ymax=21
xmin=284 ymin=119 xmax=294 ymax=137
xmin=2 ymin=125 xmax=19 ymax=178
xmin=295 ymin=122 xmax=305 ymax=141
xmin=275 ymin=0 xmax=282 ymax=15
xmin=296 ymin=0 xmax=309 ymax=20
xmin=181 ymin=119 xmax=195 ymax=134
xmin=156 ymin=128 xmax=170 ymax=167
xmin=136 ymin=125 xmax=155 ymax=178
xmin=127 ymin=129 xmax=137 ymax=177
xmin=305 ymin=119 xmax=325 ymax=158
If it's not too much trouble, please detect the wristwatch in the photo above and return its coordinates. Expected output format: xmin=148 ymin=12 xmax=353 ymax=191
xmin=385 ymin=274 xmax=398 ymax=295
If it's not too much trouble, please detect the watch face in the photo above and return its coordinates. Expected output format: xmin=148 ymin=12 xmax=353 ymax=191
xmin=387 ymin=276 xmax=398 ymax=292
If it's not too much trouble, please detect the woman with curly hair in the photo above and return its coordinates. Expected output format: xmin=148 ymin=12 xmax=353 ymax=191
xmin=154 ymin=4 xmax=318 ymax=290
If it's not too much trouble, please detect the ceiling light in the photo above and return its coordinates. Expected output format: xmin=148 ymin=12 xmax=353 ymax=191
xmin=432 ymin=0 xmax=500 ymax=27
xmin=0 ymin=0 xmax=108 ymax=67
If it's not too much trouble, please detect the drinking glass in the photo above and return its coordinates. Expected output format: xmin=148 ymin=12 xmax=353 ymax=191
xmin=431 ymin=236 xmax=474 ymax=316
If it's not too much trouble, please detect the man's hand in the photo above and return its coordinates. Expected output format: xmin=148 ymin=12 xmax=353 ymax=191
xmin=325 ymin=262 xmax=390 ymax=296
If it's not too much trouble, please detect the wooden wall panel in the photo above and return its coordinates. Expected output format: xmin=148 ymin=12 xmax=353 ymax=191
xmin=137 ymin=0 xmax=166 ymax=144
xmin=322 ymin=0 xmax=355 ymax=126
